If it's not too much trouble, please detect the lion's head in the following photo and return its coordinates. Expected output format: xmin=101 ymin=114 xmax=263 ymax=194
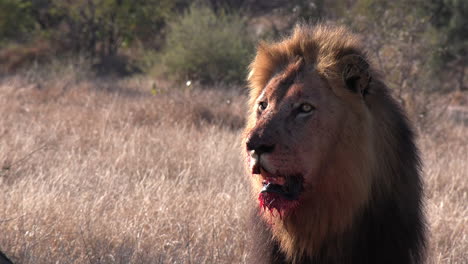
xmin=243 ymin=24 xmax=389 ymax=258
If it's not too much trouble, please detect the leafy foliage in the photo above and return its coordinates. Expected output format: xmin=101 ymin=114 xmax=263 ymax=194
xmin=0 ymin=0 xmax=466 ymax=87
xmin=161 ymin=4 xmax=254 ymax=84
xmin=49 ymin=0 xmax=175 ymax=57
xmin=0 ymin=0 xmax=35 ymax=40
xmin=417 ymin=0 xmax=467 ymax=90
xmin=1 ymin=0 xmax=175 ymax=56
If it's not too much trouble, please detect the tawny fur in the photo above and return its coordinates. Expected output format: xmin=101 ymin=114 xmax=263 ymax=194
xmin=244 ymin=24 xmax=426 ymax=264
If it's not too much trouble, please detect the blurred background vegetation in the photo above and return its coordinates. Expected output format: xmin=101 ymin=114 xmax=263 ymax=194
xmin=0 ymin=2 xmax=467 ymax=262
xmin=0 ymin=0 xmax=466 ymax=91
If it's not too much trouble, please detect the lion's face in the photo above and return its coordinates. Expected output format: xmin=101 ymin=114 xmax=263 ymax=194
xmin=243 ymin=25 xmax=425 ymax=263
xmin=244 ymin=59 xmax=365 ymax=216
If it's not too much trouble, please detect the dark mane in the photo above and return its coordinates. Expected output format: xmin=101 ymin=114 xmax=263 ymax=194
xmin=245 ymin=24 xmax=426 ymax=264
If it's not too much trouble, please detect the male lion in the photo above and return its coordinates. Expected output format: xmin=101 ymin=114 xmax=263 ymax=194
xmin=243 ymin=24 xmax=426 ymax=264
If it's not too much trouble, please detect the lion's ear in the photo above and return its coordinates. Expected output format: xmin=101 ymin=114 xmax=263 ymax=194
xmin=341 ymin=55 xmax=371 ymax=96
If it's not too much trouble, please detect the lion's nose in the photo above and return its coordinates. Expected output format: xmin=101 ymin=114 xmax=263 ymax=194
xmin=246 ymin=137 xmax=275 ymax=156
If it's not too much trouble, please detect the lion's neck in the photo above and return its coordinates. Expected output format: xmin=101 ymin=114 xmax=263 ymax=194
xmin=265 ymin=153 xmax=375 ymax=261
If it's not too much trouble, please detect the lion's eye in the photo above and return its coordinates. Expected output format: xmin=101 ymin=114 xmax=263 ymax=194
xmin=299 ymin=103 xmax=315 ymax=113
xmin=258 ymin=101 xmax=268 ymax=112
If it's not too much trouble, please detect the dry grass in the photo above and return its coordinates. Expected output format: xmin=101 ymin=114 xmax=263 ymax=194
xmin=0 ymin=72 xmax=466 ymax=263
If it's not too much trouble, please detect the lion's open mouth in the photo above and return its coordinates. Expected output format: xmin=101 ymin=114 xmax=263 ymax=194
xmin=255 ymin=166 xmax=303 ymax=214
xmin=261 ymin=174 xmax=302 ymax=200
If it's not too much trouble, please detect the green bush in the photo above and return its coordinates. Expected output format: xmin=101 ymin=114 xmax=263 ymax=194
xmin=49 ymin=0 xmax=174 ymax=57
xmin=0 ymin=0 xmax=35 ymax=40
xmin=161 ymin=4 xmax=254 ymax=84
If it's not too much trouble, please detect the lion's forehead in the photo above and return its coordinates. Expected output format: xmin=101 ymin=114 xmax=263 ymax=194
xmin=262 ymin=70 xmax=326 ymax=110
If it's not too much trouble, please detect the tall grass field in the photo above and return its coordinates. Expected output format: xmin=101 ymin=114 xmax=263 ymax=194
xmin=0 ymin=73 xmax=466 ymax=263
